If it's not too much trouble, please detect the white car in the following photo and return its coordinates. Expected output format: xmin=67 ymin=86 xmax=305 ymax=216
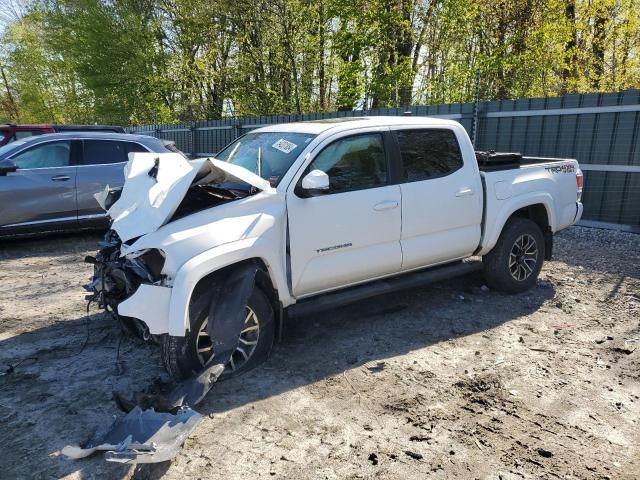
xmin=86 ymin=116 xmax=583 ymax=379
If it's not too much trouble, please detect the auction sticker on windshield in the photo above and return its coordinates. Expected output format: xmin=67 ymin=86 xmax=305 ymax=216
xmin=272 ymin=139 xmax=298 ymax=154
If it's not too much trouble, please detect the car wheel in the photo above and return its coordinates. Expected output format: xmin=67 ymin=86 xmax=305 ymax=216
xmin=162 ymin=285 xmax=275 ymax=381
xmin=482 ymin=217 xmax=545 ymax=294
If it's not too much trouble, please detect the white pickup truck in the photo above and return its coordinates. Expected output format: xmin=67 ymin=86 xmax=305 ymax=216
xmin=87 ymin=116 xmax=583 ymax=379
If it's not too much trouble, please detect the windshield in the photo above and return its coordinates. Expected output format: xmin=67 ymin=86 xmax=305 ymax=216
xmin=216 ymin=132 xmax=316 ymax=186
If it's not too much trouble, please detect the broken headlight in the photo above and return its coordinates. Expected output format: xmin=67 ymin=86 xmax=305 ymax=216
xmin=125 ymin=249 xmax=166 ymax=283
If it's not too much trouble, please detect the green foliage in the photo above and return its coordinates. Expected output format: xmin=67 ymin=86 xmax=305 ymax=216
xmin=1 ymin=0 xmax=639 ymax=124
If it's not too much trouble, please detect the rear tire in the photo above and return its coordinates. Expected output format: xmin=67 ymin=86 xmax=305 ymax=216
xmin=482 ymin=217 xmax=545 ymax=294
xmin=162 ymin=285 xmax=275 ymax=381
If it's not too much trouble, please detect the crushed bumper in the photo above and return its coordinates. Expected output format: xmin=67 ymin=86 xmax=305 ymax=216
xmin=86 ymin=230 xmax=170 ymax=338
xmin=118 ymin=284 xmax=173 ymax=336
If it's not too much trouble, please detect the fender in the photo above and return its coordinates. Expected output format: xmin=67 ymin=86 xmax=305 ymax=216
xmin=478 ymin=191 xmax=556 ymax=256
xmin=167 ymin=237 xmax=292 ymax=336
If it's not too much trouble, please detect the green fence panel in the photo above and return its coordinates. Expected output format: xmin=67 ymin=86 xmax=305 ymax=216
xmin=129 ymin=90 xmax=640 ymax=227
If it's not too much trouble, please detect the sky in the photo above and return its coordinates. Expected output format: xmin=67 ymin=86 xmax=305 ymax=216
xmin=0 ymin=0 xmax=27 ymax=37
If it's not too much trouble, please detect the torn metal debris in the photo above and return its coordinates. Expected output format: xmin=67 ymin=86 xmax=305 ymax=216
xmin=113 ymin=362 xmax=225 ymax=414
xmin=102 ymin=152 xmax=273 ymax=243
xmin=62 ymin=406 xmax=201 ymax=464
xmin=63 ymin=362 xmax=224 ymax=464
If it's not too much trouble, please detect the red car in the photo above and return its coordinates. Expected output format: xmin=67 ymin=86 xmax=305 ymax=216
xmin=0 ymin=124 xmax=126 ymax=146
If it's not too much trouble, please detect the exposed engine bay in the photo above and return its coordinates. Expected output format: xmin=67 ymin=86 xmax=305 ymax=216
xmin=64 ymin=151 xmax=284 ymax=466
xmin=168 ymin=183 xmax=248 ymax=222
xmin=97 ymin=152 xmax=274 ymax=243
xmin=85 ymin=152 xmax=264 ymax=339
xmin=84 ymin=186 xmax=246 ymax=338
xmin=84 ymin=229 xmax=164 ymax=339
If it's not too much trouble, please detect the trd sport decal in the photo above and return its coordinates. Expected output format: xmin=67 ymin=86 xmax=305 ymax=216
xmin=316 ymin=242 xmax=353 ymax=254
xmin=546 ymin=164 xmax=576 ymax=174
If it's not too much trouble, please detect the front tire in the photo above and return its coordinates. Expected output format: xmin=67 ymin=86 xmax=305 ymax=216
xmin=162 ymin=285 xmax=275 ymax=381
xmin=482 ymin=217 xmax=545 ymax=294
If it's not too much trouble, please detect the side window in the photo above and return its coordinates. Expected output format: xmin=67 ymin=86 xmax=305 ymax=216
xmin=82 ymin=140 xmax=127 ymax=165
xmin=15 ymin=131 xmax=34 ymax=140
xmin=306 ymin=134 xmax=387 ymax=194
xmin=124 ymin=142 xmax=149 ymax=161
xmin=125 ymin=142 xmax=149 ymax=155
xmin=394 ymin=129 xmax=463 ymax=181
xmin=11 ymin=141 xmax=71 ymax=169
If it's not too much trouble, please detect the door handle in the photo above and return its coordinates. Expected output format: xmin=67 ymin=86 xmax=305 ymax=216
xmin=51 ymin=175 xmax=71 ymax=181
xmin=455 ymin=187 xmax=474 ymax=197
xmin=373 ymin=200 xmax=399 ymax=211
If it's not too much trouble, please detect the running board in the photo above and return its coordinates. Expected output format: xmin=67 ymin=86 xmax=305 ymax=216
xmin=288 ymin=260 xmax=482 ymax=318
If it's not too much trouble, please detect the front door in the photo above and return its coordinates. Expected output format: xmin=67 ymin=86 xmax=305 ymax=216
xmin=287 ymin=132 xmax=402 ymax=297
xmin=0 ymin=140 xmax=78 ymax=233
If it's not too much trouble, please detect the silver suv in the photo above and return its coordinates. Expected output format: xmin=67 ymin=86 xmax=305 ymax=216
xmin=0 ymin=132 xmax=185 ymax=237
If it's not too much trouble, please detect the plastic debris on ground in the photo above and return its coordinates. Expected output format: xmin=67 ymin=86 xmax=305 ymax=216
xmin=62 ymin=361 xmax=225 ymax=464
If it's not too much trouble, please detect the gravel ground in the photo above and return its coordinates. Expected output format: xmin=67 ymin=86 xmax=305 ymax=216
xmin=0 ymin=226 xmax=638 ymax=480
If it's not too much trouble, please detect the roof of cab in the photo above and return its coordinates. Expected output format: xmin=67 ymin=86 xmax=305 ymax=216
xmin=252 ymin=116 xmax=460 ymax=135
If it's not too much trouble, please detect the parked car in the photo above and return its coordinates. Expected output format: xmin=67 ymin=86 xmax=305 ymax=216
xmin=86 ymin=116 xmax=584 ymax=380
xmin=0 ymin=124 xmax=126 ymax=146
xmin=0 ymin=132 xmax=185 ymax=237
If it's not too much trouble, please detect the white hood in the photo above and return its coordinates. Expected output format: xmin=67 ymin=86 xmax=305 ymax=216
xmin=102 ymin=152 xmax=275 ymax=242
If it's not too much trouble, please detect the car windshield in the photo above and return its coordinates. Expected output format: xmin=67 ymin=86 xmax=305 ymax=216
xmin=216 ymin=132 xmax=316 ymax=187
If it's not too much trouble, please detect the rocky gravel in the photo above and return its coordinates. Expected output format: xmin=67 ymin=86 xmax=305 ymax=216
xmin=0 ymin=226 xmax=638 ymax=479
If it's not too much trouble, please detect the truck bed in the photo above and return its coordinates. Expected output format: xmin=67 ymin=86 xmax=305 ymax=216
xmin=476 ymin=155 xmax=581 ymax=256
xmin=475 ymin=151 xmax=574 ymax=172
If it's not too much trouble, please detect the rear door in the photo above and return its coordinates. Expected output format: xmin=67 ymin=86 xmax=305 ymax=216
xmin=287 ymin=130 xmax=403 ymax=297
xmin=392 ymin=127 xmax=483 ymax=270
xmin=0 ymin=140 xmax=79 ymax=233
xmin=76 ymin=140 xmax=148 ymax=226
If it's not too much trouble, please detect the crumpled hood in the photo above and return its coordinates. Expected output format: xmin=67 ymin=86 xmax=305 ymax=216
xmin=102 ymin=152 xmax=275 ymax=242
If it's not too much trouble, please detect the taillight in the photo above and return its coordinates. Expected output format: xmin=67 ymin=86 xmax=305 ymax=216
xmin=576 ymin=168 xmax=583 ymax=202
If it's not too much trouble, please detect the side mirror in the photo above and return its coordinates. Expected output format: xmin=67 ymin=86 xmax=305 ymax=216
xmin=0 ymin=160 xmax=17 ymax=176
xmin=300 ymin=169 xmax=329 ymax=196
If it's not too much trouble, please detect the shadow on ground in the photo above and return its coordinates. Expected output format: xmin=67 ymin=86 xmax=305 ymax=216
xmin=0 ymin=231 xmax=102 ymax=260
xmin=7 ymin=225 xmax=637 ymax=478
xmin=0 ymin=267 xmax=557 ymax=479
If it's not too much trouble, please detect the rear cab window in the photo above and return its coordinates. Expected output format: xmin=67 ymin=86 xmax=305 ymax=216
xmin=394 ymin=129 xmax=463 ymax=181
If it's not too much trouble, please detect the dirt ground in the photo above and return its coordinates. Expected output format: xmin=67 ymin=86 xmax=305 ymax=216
xmin=0 ymin=226 xmax=638 ymax=480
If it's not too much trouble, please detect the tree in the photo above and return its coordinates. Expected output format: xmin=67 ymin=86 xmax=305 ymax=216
xmin=1 ymin=0 xmax=639 ymax=124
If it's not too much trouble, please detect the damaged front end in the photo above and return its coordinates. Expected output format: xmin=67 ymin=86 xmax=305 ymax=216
xmin=85 ymin=230 xmax=166 ymax=340
xmin=67 ymin=152 xmax=282 ymax=464
xmin=84 ymin=152 xmax=274 ymax=340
